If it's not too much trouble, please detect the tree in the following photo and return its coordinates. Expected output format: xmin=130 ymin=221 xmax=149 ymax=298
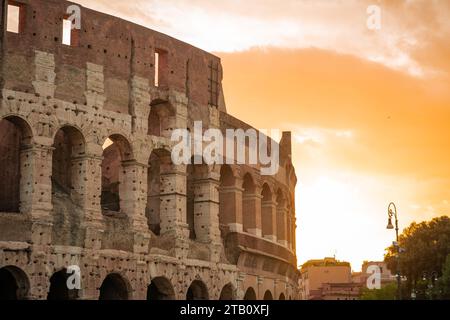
xmin=360 ymin=283 xmax=397 ymax=300
xmin=384 ymin=216 xmax=450 ymax=299
xmin=435 ymin=254 xmax=450 ymax=299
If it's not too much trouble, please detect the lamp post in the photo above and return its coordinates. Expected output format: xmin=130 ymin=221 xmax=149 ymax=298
xmin=387 ymin=202 xmax=402 ymax=300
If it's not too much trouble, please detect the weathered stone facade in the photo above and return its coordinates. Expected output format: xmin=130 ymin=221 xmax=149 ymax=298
xmin=0 ymin=0 xmax=298 ymax=300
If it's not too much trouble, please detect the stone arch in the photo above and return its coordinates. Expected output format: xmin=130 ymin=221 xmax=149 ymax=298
xmin=279 ymin=293 xmax=286 ymax=300
xmin=147 ymin=276 xmax=175 ymax=300
xmin=186 ymin=280 xmax=209 ymax=300
xmin=99 ymin=273 xmax=131 ymax=300
xmin=276 ymin=189 xmax=287 ymax=246
xmin=101 ymin=134 xmax=133 ymax=213
xmin=219 ymin=164 xmax=238 ymax=229
xmin=242 ymin=173 xmax=257 ymax=234
xmin=243 ymin=287 xmax=257 ymax=300
xmin=219 ymin=283 xmax=235 ymax=300
xmin=0 ymin=116 xmax=33 ymax=213
xmin=263 ymin=290 xmax=273 ymax=300
xmin=148 ymin=99 xmax=176 ymax=138
xmin=47 ymin=269 xmax=79 ymax=300
xmin=0 ymin=266 xmax=30 ymax=300
xmin=51 ymin=126 xmax=86 ymax=246
xmin=146 ymin=148 xmax=174 ymax=235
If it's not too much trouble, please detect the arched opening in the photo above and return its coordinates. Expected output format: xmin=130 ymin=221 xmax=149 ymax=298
xmin=279 ymin=293 xmax=286 ymax=300
xmin=263 ymin=290 xmax=273 ymax=300
xmin=219 ymin=283 xmax=235 ymax=300
xmin=52 ymin=126 xmax=86 ymax=246
xmin=0 ymin=266 xmax=30 ymax=300
xmin=47 ymin=269 xmax=79 ymax=300
xmin=0 ymin=117 xmax=32 ymax=213
xmin=146 ymin=148 xmax=174 ymax=235
xmin=186 ymin=280 xmax=209 ymax=300
xmin=147 ymin=277 xmax=175 ymax=300
xmin=242 ymin=173 xmax=256 ymax=233
xmin=261 ymin=183 xmax=275 ymax=239
xmin=99 ymin=273 xmax=130 ymax=300
xmin=148 ymin=101 xmax=175 ymax=138
xmin=219 ymin=165 xmax=237 ymax=228
xmin=244 ymin=287 xmax=256 ymax=300
xmin=101 ymin=135 xmax=133 ymax=214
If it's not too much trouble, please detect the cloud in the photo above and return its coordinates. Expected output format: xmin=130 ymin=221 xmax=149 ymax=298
xmin=73 ymin=0 xmax=450 ymax=77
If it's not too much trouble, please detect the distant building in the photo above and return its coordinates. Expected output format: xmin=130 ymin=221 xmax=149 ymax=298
xmin=315 ymin=282 xmax=363 ymax=300
xmin=352 ymin=261 xmax=395 ymax=288
xmin=299 ymin=257 xmax=352 ymax=300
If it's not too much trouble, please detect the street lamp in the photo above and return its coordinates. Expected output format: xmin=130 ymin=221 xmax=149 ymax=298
xmin=422 ymin=271 xmax=439 ymax=300
xmin=387 ymin=202 xmax=402 ymax=300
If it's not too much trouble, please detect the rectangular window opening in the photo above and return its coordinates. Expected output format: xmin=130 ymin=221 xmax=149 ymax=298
xmin=62 ymin=19 xmax=72 ymax=46
xmin=155 ymin=49 xmax=168 ymax=88
xmin=6 ymin=4 xmax=21 ymax=33
xmin=154 ymin=52 xmax=160 ymax=87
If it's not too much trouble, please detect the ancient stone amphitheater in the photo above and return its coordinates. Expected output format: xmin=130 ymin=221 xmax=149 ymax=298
xmin=0 ymin=0 xmax=298 ymax=300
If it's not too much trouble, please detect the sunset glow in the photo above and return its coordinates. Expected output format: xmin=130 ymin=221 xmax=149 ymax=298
xmin=73 ymin=0 xmax=450 ymax=270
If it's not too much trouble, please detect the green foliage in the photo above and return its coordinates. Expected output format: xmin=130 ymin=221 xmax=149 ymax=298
xmin=384 ymin=216 xmax=450 ymax=299
xmin=360 ymin=283 xmax=397 ymax=300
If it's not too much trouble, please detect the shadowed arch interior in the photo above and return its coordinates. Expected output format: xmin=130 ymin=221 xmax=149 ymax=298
xmin=219 ymin=283 xmax=235 ymax=300
xmin=147 ymin=277 xmax=175 ymax=300
xmin=186 ymin=280 xmax=209 ymax=300
xmin=146 ymin=148 xmax=174 ymax=235
xmin=101 ymin=135 xmax=133 ymax=213
xmin=51 ymin=126 xmax=86 ymax=246
xmin=47 ymin=269 xmax=79 ymax=300
xmin=0 ymin=266 xmax=30 ymax=300
xmin=0 ymin=117 xmax=32 ymax=213
xmin=244 ymin=287 xmax=257 ymax=300
xmin=99 ymin=273 xmax=130 ymax=300
xmin=219 ymin=165 xmax=237 ymax=228
xmin=148 ymin=100 xmax=176 ymax=138
xmin=242 ymin=173 xmax=256 ymax=233
xmin=263 ymin=290 xmax=273 ymax=300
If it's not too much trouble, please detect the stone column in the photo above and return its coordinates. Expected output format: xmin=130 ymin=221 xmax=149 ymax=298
xmin=159 ymin=164 xmax=189 ymax=238
xmin=277 ymin=207 xmax=288 ymax=247
xmin=219 ymin=184 xmax=243 ymax=233
xmin=242 ymin=189 xmax=262 ymax=237
xmin=121 ymin=160 xmax=151 ymax=254
xmin=261 ymin=199 xmax=277 ymax=242
xmin=20 ymin=144 xmax=54 ymax=249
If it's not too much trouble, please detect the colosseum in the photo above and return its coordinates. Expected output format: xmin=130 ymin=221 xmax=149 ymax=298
xmin=0 ymin=0 xmax=298 ymax=300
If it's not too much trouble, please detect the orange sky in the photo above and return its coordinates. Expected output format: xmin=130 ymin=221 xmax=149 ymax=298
xmin=75 ymin=0 xmax=450 ymax=270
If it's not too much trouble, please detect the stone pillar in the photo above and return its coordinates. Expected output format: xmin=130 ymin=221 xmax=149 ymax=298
xmin=85 ymin=62 xmax=106 ymax=111
xmin=121 ymin=160 xmax=151 ymax=253
xmin=277 ymin=207 xmax=288 ymax=247
xmin=78 ymin=153 xmax=104 ymax=250
xmin=159 ymin=165 xmax=189 ymax=238
xmin=261 ymin=199 xmax=277 ymax=242
xmin=219 ymin=184 xmax=243 ymax=233
xmin=242 ymin=190 xmax=262 ymax=237
xmin=20 ymin=144 xmax=54 ymax=249
xmin=130 ymin=76 xmax=151 ymax=134
xmin=286 ymin=214 xmax=292 ymax=249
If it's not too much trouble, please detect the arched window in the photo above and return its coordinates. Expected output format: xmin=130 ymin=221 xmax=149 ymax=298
xmin=146 ymin=149 xmax=173 ymax=235
xmin=101 ymin=135 xmax=133 ymax=214
xmin=147 ymin=277 xmax=175 ymax=300
xmin=0 ymin=266 xmax=30 ymax=300
xmin=0 ymin=117 xmax=32 ymax=213
xmin=219 ymin=283 xmax=235 ymax=300
xmin=276 ymin=189 xmax=287 ymax=246
xmin=99 ymin=273 xmax=130 ymax=300
xmin=244 ymin=287 xmax=256 ymax=300
xmin=186 ymin=280 xmax=209 ymax=300
xmin=219 ymin=165 xmax=237 ymax=228
xmin=47 ymin=269 xmax=79 ymax=300
xmin=261 ymin=183 xmax=275 ymax=239
xmin=263 ymin=290 xmax=273 ymax=300
xmin=52 ymin=126 xmax=85 ymax=245
xmin=148 ymin=100 xmax=175 ymax=138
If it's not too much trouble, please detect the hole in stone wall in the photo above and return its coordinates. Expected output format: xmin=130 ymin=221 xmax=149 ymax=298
xmin=6 ymin=3 xmax=21 ymax=34
xmin=62 ymin=19 xmax=72 ymax=45
xmin=154 ymin=49 xmax=168 ymax=88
